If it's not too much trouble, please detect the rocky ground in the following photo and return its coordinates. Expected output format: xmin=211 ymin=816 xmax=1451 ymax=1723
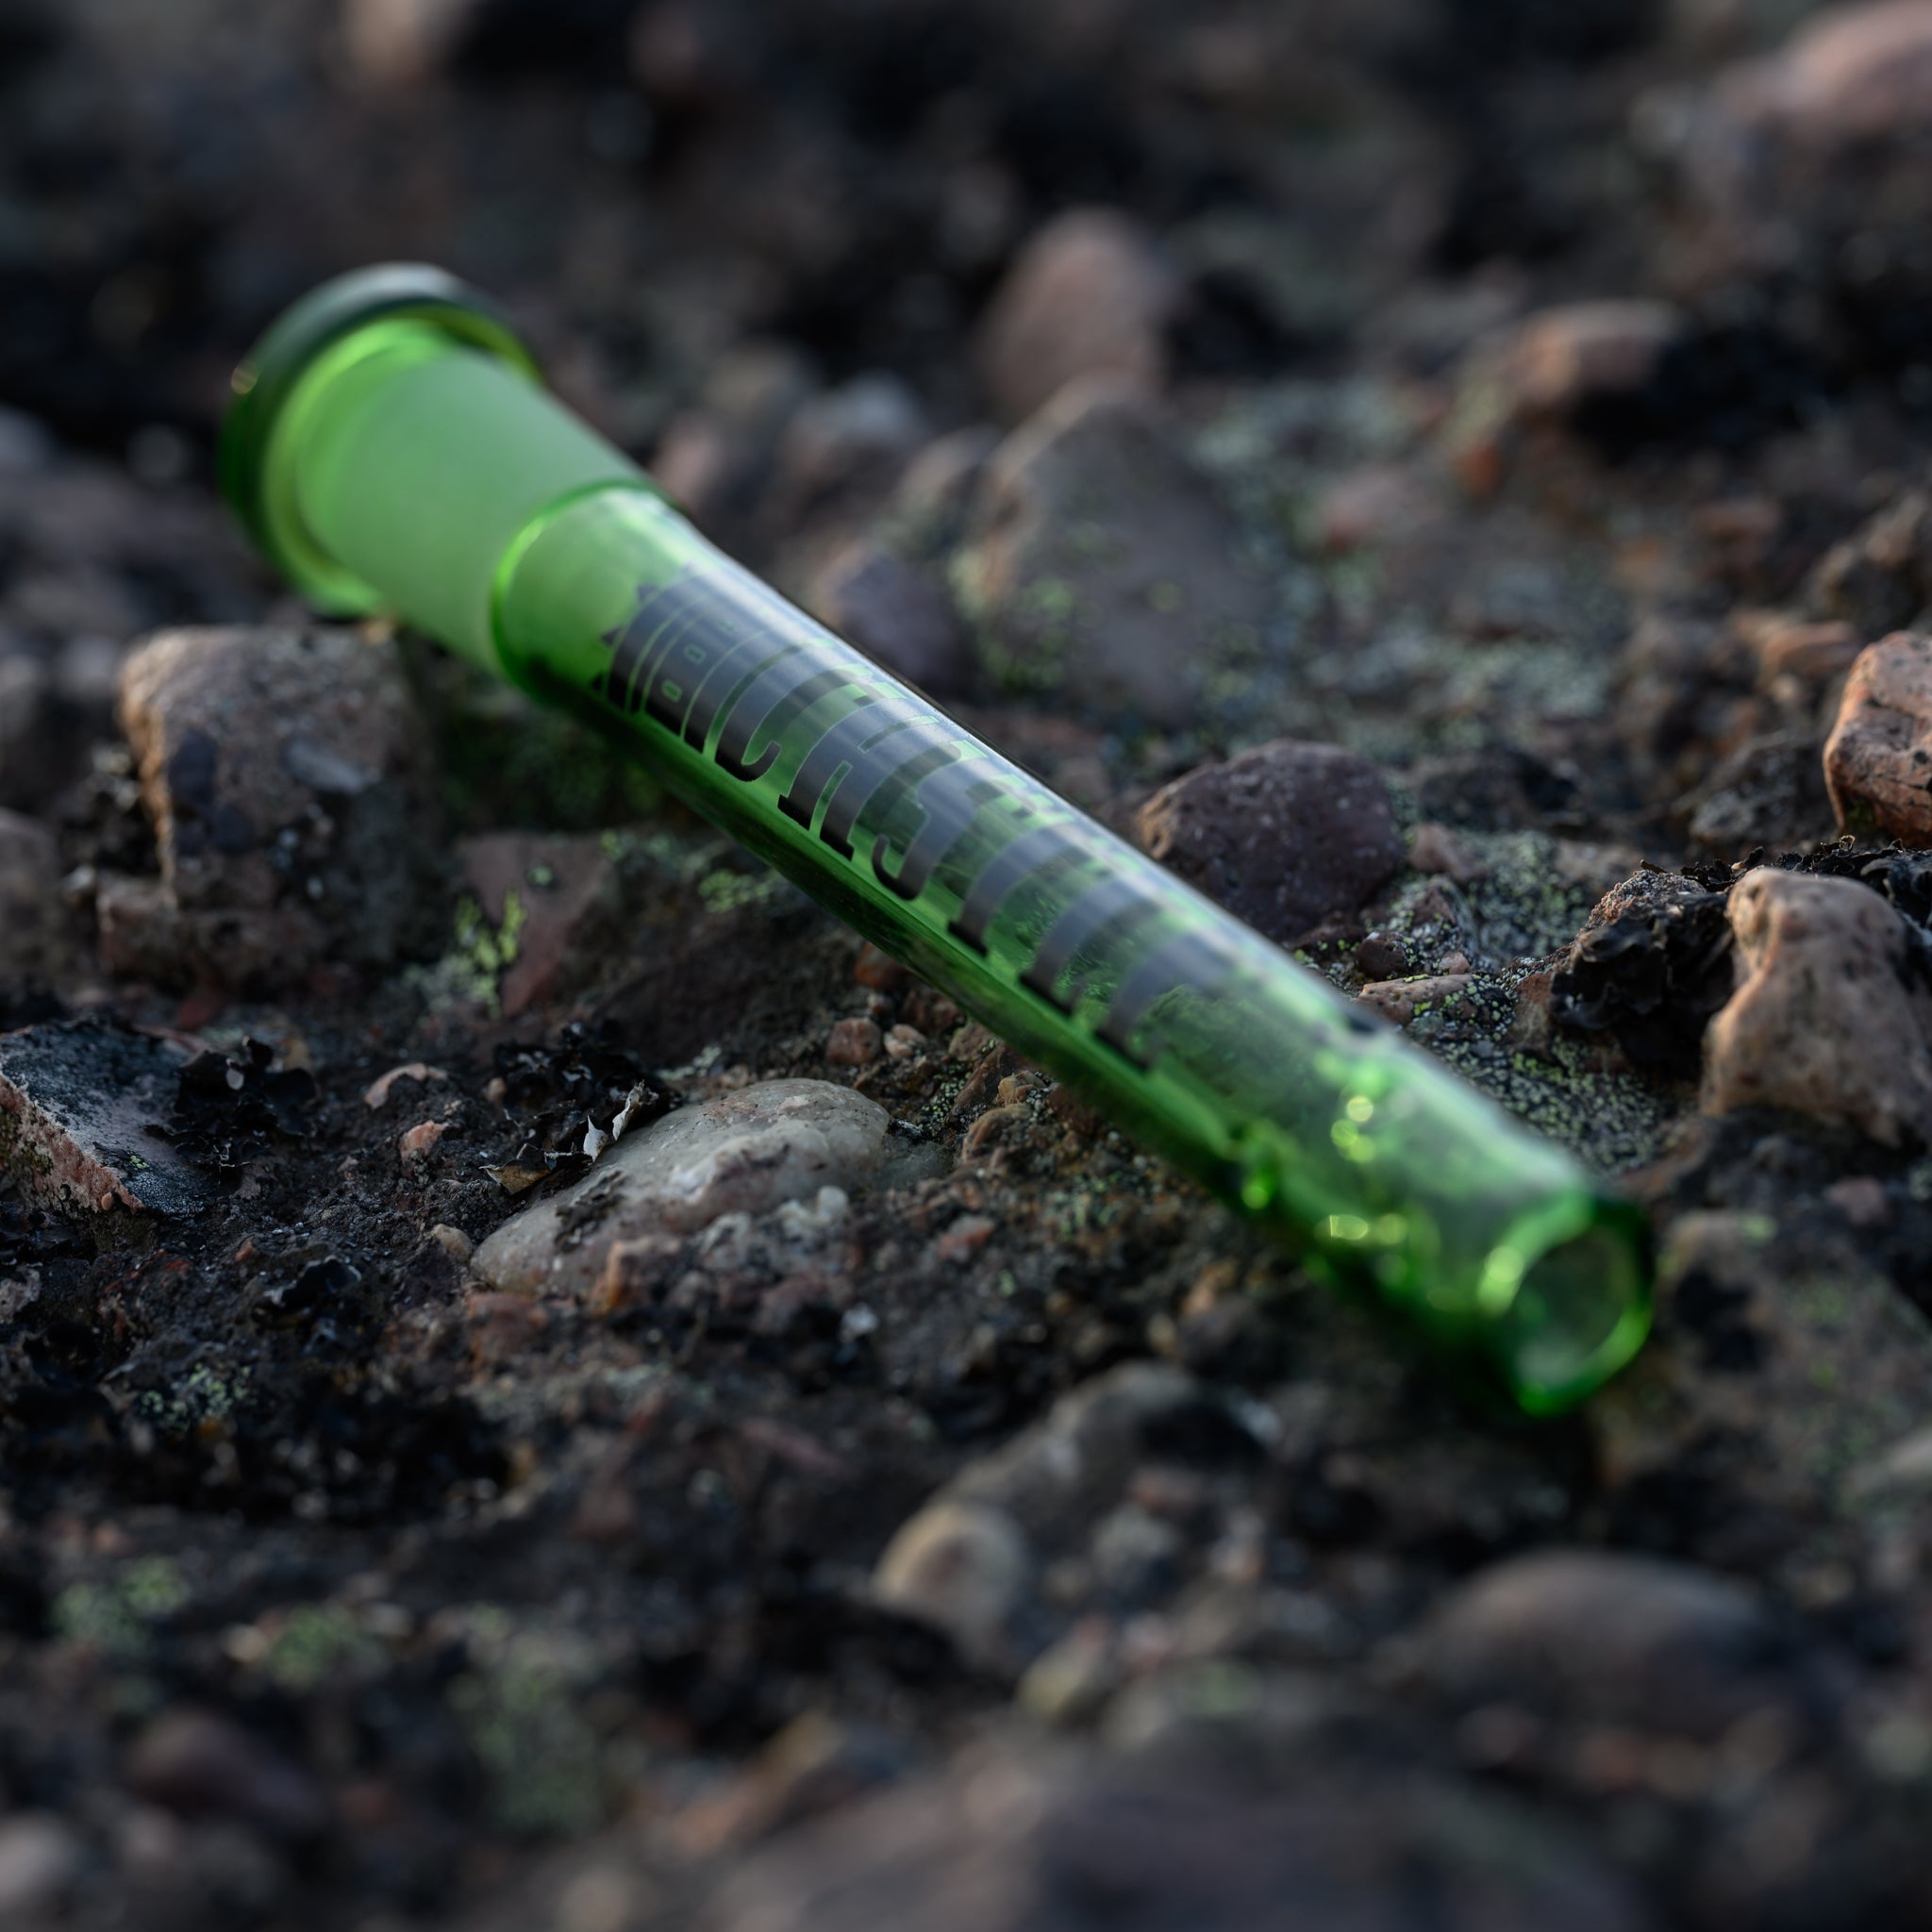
xmin=15 ymin=0 xmax=1932 ymax=1926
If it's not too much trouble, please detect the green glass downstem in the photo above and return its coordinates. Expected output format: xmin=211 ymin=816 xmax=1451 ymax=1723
xmin=220 ymin=265 xmax=1651 ymax=1412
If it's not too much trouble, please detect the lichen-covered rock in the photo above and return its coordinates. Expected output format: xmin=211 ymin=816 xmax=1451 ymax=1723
xmin=975 ymin=208 xmax=1180 ymax=423
xmin=115 ymin=626 xmax=440 ymax=990
xmin=0 ymin=1021 xmax=218 ymax=1219
xmin=473 ymin=1079 xmax=892 ymax=1297
xmin=954 ymin=378 xmax=1272 ymax=729
xmin=1824 ymin=631 xmax=1932 ymax=841
xmin=1702 ymin=868 xmax=1932 ymax=1144
xmin=1136 ymin=740 xmax=1404 ymax=945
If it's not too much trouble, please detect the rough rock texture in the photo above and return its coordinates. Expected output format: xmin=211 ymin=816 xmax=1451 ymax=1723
xmin=955 ymin=378 xmax=1272 ymax=728
xmin=1136 ymin=740 xmax=1405 ymax=945
xmin=473 ymin=1080 xmax=892 ymax=1296
xmin=0 ymin=1022 xmax=216 ymax=1218
xmin=114 ymin=626 xmax=440 ymax=990
xmin=1703 ymin=868 xmax=1932 ymax=1143
xmin=974 ymin=207 xmax=1181 ymax=423
xmin=1824 ymin=632 xmax=1932 ymax=841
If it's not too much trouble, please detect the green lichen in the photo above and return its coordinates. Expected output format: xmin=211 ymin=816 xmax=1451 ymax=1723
xmin=53 ymin=1557 xmax=189 ymax=1657
xmin=448 ymin=1622 xmax=609 ymax=1838
xmin=404 ymin=889 xmax=528 ymax=1017
xmin=260 ymin=1603 xmax=383 ymax=1693
xmin=133 ymin=1361 xmax=252 ymax=1433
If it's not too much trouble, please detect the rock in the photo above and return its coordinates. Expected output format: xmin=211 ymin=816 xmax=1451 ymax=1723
xmin=0 ymin=808 xmax=68 ymax=981
xmin=1722 ymin=1 xmax=1932 ymax=147
xmin=341 ymin=0 xmax=482 ymax=86
xmin=1407 ymin=822 xmax=1485 ymax=881
xmin=1743 ymin=615 xmax=1861 ymax=689
xmin=116 ymin=627 xmax=439 ymax=991
xmin=1550 ymin=870 xmax=1736 ymax=1077
xmin=473 ymin=1080 xmax=891 ymax=1296
xmin=1494 ymin=301 xmax=1688 ymax=419
xmin=954 ymin=377 xmax=1271 ymax=729
xmin=808 ymin=541 xmax=970 ymax=697
xmin=1683 ymin=731 xmax=1831 ymax=857
xmin=0 ymin=1021 xmax=218 ymax=1218
xmin=706 ymin=1745 xmax=1651 ymax=1932
xmin=1413 ymin=1549 xmax=1800 ymax=1740
xmin=126 ymin=1707 xmax=327 ymax=1840
xmin=459 ymin=832 xmax=622 ymax=1019
xmin=1660 ymin=5 xmax=1932 ymax=361
xmin=649 ymin=342 xmax=819 ymax=544
xmin=889 ymin=427 xmax=1002 ymax=553
xmin=1703 ymin=868 xmax=1932 ymax=1145
xmin=1824 ymin=632 xmax=1932 ymax=841
xmin=775 ymin=375 xmax=928 ymax=525
xmin=874 ymin=1366 xmax=1250 ymax=1673
xmin=824 ymin=1018 xmax=882 ymax=1067
xmin=873 ymin=1501 xmax=1032 ymax=1673
xmin=1807 ymin=491 xmax=1932 ymax=639
xmin=1135 ymin=741 xmax=1404 ymax=945
xmin=1358 ymin=974 xmax=1474 ymax=1027
xmin=975 ymin=208 xmax=1181 ymax=423
xmin=0 ymin=1814 xmax=82 ymax=1919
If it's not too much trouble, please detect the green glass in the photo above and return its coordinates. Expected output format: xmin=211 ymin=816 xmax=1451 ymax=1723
xmin=221 ymin=265 xmax=1651 ymax=1412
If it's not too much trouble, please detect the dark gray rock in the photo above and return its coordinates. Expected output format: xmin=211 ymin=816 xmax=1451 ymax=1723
xmin=955 ymin=379 xmax=1272 ymax=729
xmin=1413 ymin=1549 xmax=1804 ymax=1740
xmin=702 ymin=1746 xmax=1653 ymax=1932
xmin=1136 ymin=740 xmax=1405 ymax=945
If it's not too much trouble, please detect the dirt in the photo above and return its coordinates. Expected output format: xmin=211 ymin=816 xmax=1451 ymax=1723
xmin=9 ymin=3 xmax=1932 ymax=1928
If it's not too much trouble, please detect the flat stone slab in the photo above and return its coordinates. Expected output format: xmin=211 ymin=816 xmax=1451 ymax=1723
xmin=474 ymin=1078 xmax=892 ymax=1297
xmin=0 ymin=1021 xmax=218 ymax=1218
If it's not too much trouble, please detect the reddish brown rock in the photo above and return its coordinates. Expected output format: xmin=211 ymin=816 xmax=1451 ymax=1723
xmin=1358 ymin=974 xmax=1474 ymax=1027
xmin=1703 ymin=869 xmax=1932 ymax=1145
xmin=1497 ymin=301 xmax=1686 ymax=418
xmin=1824 ymin=632 xmax=1932 ymax=841
xmin=1136 ymin=740 xmax=1404 ymax=946
xmin=825 ymin=1017 xmax=882 ymax=1067
xmin=975 ymin=208 xmax=1180 ymax=423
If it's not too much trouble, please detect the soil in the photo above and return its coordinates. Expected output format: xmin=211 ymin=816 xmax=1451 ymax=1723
xmin=8 ymin=3 xmax=1932 ymax=1928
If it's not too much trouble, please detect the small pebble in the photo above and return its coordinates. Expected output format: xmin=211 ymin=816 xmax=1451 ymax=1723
xmin=826 ymin=1017 xmax=883 ymax=1066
